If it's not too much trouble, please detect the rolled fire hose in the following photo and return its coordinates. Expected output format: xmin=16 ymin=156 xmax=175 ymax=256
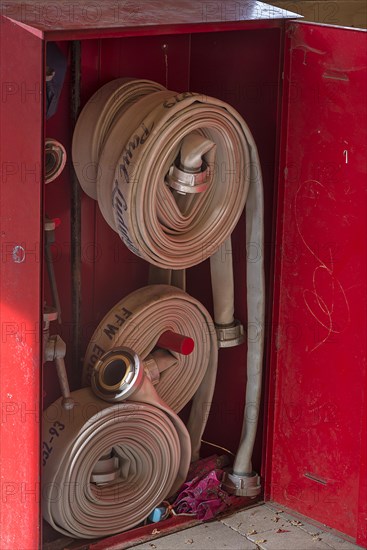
xmin=83 ymin=284 xmax=218 ymax=460
xmin=42 ymin=380 xmax=190 ymax=538
xmin=72 ymin=79 xmax=251 ymax=269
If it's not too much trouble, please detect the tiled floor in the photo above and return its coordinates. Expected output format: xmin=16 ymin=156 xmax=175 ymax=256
xmin=133 ymin=504 xmax=363 ymax=550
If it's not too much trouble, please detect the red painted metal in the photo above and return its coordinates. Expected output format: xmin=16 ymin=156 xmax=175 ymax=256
xmin=266 ymin=21 xmax=367 ymax=546
xmin=1 ymin=2 xmax=366 ymax=549
xmin=61 ymin=495 xmax=256 ymax=550
xmin=1 ymin=1 xmax=299 ymax=37
xmin=157 ymin=331 xmax=195 ymax=356
xmin=66 ymin=516 xmax=200 ymax=550
xmin=0 ymin=16 xmax=44 ymax=550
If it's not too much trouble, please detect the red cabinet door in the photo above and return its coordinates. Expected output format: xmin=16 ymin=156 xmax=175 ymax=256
xmin=0 ymin=15 xmax=44 ymax=550
xmin=267 ymin=21 xmax=367 ymax=546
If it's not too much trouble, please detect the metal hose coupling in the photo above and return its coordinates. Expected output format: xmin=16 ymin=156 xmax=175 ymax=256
xmin=215 ymin=319 xmax=245 ymax=348
xmin=92 ymin=347 xmax=144 ymax=402
xmin=91 ymin=346 xmax=180 ymax=401
xmin=45 ymin=138 xmax=67 ymax=183
xmin=222 ymin=470 xmax=261 ymax=498
xmin=166 ymin=133 xmax=215 ymax=195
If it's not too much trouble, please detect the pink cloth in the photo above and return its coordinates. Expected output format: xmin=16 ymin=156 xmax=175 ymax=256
xmin=172 ymin=456 xmax=233 ymax=521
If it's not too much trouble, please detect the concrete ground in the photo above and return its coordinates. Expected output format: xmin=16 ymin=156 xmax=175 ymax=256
xmin=133 ymin=503 xmax=363 ymax=550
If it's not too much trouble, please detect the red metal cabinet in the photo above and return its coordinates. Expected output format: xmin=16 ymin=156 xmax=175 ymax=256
xmin=266 ymin=21 xmax=367 ymax=546
xmin=0 ymin=2 xmax=366 ymax=549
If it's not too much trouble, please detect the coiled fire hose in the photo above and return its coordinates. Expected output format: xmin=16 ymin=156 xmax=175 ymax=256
xmin=72 ymin=79 xmax=251 ymax=269
xmin=42 ymin=285 xmax=216 ymax=537
xmin=42 ymin=382 xmax=190 ymax=539
xmin=83 ymin=284 xmax=218 ymax=460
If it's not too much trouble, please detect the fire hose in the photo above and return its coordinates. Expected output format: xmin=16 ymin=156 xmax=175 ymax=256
xmin=73 ymin=79 xmax=265 ymax=486
xmin=73 ymin=79 xmax=265 ymax=490
xmin=72 ymin=80 xmax=264 ymax=469
xmin=82 ymin=284 xmax=218 ymax=460
xmin=42 ymin=286 xmax=216 ymax=537
xmin=43 ymin=78 xmax=265 ymax=537
xmin=42 ymin=383 xmax=190 ymax=539
xmin=72 ymin=79 xmax=251 ymax=269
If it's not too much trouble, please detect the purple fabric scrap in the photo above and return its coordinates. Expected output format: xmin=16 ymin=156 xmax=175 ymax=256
xmin=172 ymin=466 xmax=233 ymax=521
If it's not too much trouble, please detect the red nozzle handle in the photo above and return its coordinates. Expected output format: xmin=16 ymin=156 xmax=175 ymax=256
xmin=156 ymin=330 xmax=194 ymax=356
